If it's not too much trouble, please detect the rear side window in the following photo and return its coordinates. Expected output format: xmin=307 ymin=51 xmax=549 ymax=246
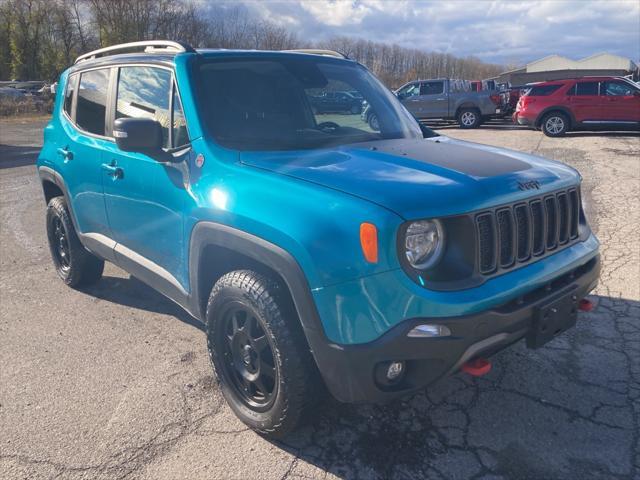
xmin=76 ymin=69 xmax=110 ymax=136
xmin=116 ymin=66 xmax=172 ymax=148
xmin=420 ymin=81 xmax=444 ymax=95
xmin=63 ymin=74 xmax=77 ymax=117
xmin=570 ymin=82 xmax=599 ymax=96
xmin=526 ymin=84 xmax=562 ymax=96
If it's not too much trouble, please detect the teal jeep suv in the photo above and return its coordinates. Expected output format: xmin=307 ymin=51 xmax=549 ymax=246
xmin=37 ymin=41 xmax=600 ymax=437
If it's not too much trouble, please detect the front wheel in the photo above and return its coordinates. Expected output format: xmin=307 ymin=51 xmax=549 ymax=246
xmin=457 ymin=108 xmax=481 ymax=128
xmin=368 ymin=112 xmax=380 ymax=131
xmin=541 ymin=112 xmax=569 ymax=137
xmin=205 ymin=270 xmax=322 ymax=438
xmin=46 ymin=196 xmax=104 ymax=287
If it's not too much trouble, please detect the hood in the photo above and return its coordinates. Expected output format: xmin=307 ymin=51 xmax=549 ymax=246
xmin=240 ymin=136 xmax=580 ymax=220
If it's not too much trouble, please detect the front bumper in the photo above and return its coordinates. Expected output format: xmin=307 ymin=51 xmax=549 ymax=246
xmin=311 ymin=254 xmax=600 ymax=403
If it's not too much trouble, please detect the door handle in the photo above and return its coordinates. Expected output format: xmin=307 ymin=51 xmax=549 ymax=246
xmin=57 ymin=147 xmax=73 ymax=161
xmin=101 ymin=161 xmax=124 ymax=180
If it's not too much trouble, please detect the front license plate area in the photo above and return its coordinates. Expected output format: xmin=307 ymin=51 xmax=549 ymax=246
xmin=527 ymin=292 xmax=578 ymax=349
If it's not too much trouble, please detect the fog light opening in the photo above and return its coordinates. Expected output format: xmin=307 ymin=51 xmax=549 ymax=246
xmin=407 ymin=324 xmax=451 ymax=338
xmin=387 ymin=361 xmax=405 ymax=381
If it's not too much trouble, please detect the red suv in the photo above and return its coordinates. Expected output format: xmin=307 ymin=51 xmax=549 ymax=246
xmin=513 ymin=77 xmax=640 ymax=136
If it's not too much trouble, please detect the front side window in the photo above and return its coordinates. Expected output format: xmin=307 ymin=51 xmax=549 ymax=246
xmin=197 ymin=57 xmax=422 ymax=151
xmin=602 ymin=80 xmax=637 ymax=96
xmin=397 ymin=83 xmax=421 ymax=98
xmin=420 ymin=81 xmax=444 ymax=95
xmin=76 ymin=69 xmax=110 ymax=136
xmin=63 ymin=74 xmax=77 ymax=117
xmin=116 ymin=66 xmax=172 ymax=148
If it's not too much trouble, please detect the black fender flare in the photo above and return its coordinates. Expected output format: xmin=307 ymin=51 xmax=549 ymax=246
xmin=188 ymin=221 xmax=336 ymax=353
xmin=38 ymin=166 xmax=81 ymax=233
xmin=536 ymin=106 xmax=576 ymax=128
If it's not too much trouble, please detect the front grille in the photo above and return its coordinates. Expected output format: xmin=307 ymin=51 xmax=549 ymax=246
xmin=475 ymin=188 xmax=581 ymax=275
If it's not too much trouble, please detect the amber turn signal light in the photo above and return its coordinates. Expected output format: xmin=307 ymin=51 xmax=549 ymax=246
xmin=360 ymin=222 xmax=378 ymax=263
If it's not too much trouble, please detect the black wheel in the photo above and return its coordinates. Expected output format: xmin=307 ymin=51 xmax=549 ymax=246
xmin=205 ymin=270 xmax=322 ymax=437
xmin=541 ymin=112 xmax=569 ymax=137
xmin=457 ymin=108 xmax=481 ymax=128
xmin=46 ymin=196 xmax=104 ymax=287
xmin=368 ymin=112 xmax=380 ymax=131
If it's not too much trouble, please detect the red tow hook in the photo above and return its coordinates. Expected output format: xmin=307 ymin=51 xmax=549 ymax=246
xmin=578 ymin=298 xmax=595 ymax=312
xmin=461 ymin=358 xmax=491 ymax=377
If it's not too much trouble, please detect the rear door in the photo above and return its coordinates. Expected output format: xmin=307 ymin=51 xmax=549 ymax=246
xmin=102 ymin=65 xmax=189 ymax=288
xmin=57 ymin=67 xmax=114 ymax=256
xmin=417 ymin=80 xmax=447 ymax=118
xmin=600 ymin=80 xmax=640 ymax=123
xmin=567 ymin=81 xmax=603 ymax=123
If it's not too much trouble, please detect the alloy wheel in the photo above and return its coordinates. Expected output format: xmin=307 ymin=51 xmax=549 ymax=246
xmin=218 ymin=305 xmax=278 ymax=411
xmin=461 ymin=111 xmax=476 ymax=126
xmin=53 ymin=216 xmax=71 ymax=270
xmin=545 ymin=116 xmax=565 ymax=134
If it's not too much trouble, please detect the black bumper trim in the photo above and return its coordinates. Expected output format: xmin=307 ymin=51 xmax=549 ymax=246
xmin=311 ymin=254 xmax=600 ymax=403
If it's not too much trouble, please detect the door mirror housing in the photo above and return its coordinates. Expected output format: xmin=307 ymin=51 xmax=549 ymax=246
xmin=113 ymin=118 xmax=163 ymax=153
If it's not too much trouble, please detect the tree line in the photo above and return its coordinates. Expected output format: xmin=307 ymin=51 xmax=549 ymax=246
xmin=0 ymin=0 xmax=504 ymax=87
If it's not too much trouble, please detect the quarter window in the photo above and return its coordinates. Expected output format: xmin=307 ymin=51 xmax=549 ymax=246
xmin=172 ymin=84 xmax=189 ymax=148
xmin=63 ymin=74 xmax=77 ymax=118
xmin=116 ymin=66 xmax=172 ymax=148
xmin=526 ymin=84 xmax=562 ymax=96
xmin=76 ymin=69 xmax=110 ymax=136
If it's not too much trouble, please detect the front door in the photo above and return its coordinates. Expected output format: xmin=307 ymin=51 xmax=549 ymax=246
xmin=397 ymin=82 xmax=422 ymax=117
xmin=417 ymin=80 xmax=448 ymax=119
xmin=600 ymin=80 xmax=640 ymax=123
xmin=102 ymin=65 xmax=189 ymax=289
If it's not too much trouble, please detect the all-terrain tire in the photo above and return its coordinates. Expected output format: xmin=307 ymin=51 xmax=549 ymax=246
xmin=46 ymin=196 xmax=104 ymax=287
xmin=205 ymin=270 xmax=323 ymax=438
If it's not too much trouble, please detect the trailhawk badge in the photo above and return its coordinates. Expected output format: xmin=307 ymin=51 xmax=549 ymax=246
xmin=518 ymin=180 xmax=541 ymax=191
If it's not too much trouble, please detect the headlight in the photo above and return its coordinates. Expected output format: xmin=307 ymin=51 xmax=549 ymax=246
xmin=404 ymin=220 xmax=444 ymax=269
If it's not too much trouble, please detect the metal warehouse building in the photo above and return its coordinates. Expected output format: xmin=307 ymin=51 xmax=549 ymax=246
xmin=493 ymin=52 xmax=639 ymax=86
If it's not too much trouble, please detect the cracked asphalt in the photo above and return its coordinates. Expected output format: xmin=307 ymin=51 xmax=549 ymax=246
xmin=1 ymin=117 xmax=638 ymax=479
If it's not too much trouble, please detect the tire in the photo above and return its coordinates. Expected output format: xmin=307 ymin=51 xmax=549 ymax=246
xmin=46 ymin=196 xmax=104 ymax=287
xmin=205 ymin=270 xmax=322 ymax=438
xmin=457 ymin=108 xmax=481 ymax=128
xmin=350 ymin=104 xmax=361 ymax=115
xmin=368 ymin=112 xmax=380 ymax=131
xmin=541 ymin=112 xmax=569 ymax=137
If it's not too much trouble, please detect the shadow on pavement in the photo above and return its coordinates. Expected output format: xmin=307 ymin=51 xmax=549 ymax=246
xmin=0 ymin=144 xmax=40 ymax=169
xmin=83 ymin=275 xmax=204 ymax=332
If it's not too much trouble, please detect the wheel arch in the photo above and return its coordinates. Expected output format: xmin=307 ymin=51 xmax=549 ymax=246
xmin=535 ymin=107 xmax=576 ymax=128
xmin=188 ymin=222 xmax=330 ymax=360
xmin=38 ymin=166 xmax=81 ymax=233
xmin=455 ymin=103 xmax=480 ymax=117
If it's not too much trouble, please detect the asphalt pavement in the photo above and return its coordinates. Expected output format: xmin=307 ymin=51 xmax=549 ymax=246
xmin=1 ymin=116 xmax=638 ymax=479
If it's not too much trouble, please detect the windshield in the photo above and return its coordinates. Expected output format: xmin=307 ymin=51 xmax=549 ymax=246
xmin=196 ymin=56 xmax=423 ymax=151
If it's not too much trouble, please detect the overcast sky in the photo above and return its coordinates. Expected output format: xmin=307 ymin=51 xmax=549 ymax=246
xmin=234 ymin=0 xmax=640 ymax=66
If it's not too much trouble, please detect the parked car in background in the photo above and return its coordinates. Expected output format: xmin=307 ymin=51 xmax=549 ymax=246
xmin=514 ymin=76 xmax=640 ymax=136
xmin=310 ymin=90 xmax=363 ymax=114
xmin=394 ymin=78 xmax=502 ymax=128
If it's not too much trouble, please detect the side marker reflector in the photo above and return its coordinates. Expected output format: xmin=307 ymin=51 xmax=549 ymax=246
xmin=360 ymin=222 xmax=378 ymax=263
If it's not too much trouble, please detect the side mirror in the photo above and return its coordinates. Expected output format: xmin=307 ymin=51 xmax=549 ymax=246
xmin=113 ymin=117 xmax=163 ymax=153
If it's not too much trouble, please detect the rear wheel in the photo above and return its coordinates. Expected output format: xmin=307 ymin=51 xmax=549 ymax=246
xmin=541 ymin=112 xmax=569 ymax=137
xmin=46 ymin=196 xmax=104 ymax=287
xmin=205 ymin=270 xmax=322 ymax=438
xmin=368 ymin=112 xmax=380 ymax=131
xmin=457 ymin=108 xmax=481 ymax=128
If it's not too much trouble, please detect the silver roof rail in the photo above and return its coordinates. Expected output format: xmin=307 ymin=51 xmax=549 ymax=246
xmin=282 ymin=49 xmax=347 ymax=59
xmin=74 ymin=40 xmax=195 ymax=64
